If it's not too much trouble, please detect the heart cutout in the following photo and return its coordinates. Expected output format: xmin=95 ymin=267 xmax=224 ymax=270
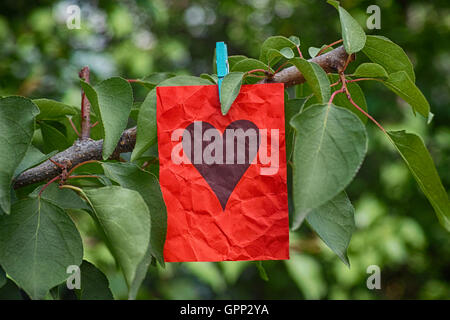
xmin=183 ymin=120 xmax=260 ymax=210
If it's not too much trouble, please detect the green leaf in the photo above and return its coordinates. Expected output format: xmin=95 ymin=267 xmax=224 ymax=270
xmin=267 ymin=47 xmax=295 ymax=65
xmin=295 ymin=83 xmax=314 ymax=98
xmin=383 ymin=71 xmax=430 ymax=118
xmin=285 ymin=98 xmax=307 ymax=161
xmin=0 ymin=197 xmax=83 ymax=299
xmin=130 ymin=108 xmax=140 ymax=122
xmin=228 ymin=55 xmax=247 ymax=70
xmin=220 ymin=72 xmax=244 ymax=116
xmin=231 ymin=58 xmax=272 ymax=73
xmin=101 ymin=162 xmax=167 ymax=266
xmin=306 ymin=192 xmax=355 ymax=266
xmin=30 ymin=183 xmax=90 ymax=211
xmin=40 ymin=121 xmax=71 ymax=153
xmin=14 ymin=146 xmax=57 ymax=178
xmin=289 ymin=35 xmax=301 ymax=47
xmin=76 ymin=260 xmax=113 ymax=300
xmin=328 ymin=0 xmax=366 ymax=54
xmin=362 ymin=35 xmax=415 ymax=82
xmin=134 ymin=72 xmax=176 ymax=90
xmin=290 ymin=103 xmax=367 ymax=220
xmin=32 ymin=99 xmax=77 ymax=121
xmin=308 ymin=47 xmax=321 ymax=58
xmin=259 ymin=36 xmax=298 ymax=65
xmin=289 ymin=58 xmax=331 ymax=103
xmin=132 ymin=76 xmax=211 ymax=161
xmin=280 ymin=47 xmax=295 ymax=59
xmin=329 ymin=74 xmax=368 ymax=123
xmin=200 ymin=73 xmax=218 ymax=84
xmin=387 ymin=131 xmax=450 ymax=231
xmin=80 ymin=77 xmax=133 ymax=160
xmin=0 ymin=96 xmax=39 ymax=214
xmin=327 ymin=0 xmax=340 ymax=9
xmin=83 ymin=186 xmax=151 ymax=299
xmin=353 ymin=63 xmax=388 ymax=79
xmin=308 ymin=45 xmax=333 ymax=58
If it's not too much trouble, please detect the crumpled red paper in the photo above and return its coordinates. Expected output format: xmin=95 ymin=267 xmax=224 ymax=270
xmin=157 ymin=83 xmax=289 ymax=262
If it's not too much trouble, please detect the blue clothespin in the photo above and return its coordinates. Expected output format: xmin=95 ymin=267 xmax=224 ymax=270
xmin=216 ymin=42 xmax=229 ymax=102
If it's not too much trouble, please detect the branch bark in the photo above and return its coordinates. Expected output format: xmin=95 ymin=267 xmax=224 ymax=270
xmin=13 ymin=45 xmax=352 ymax=189
xmin=261 ymin=45 xmax=353 ymax=86
xmin=13 ymin=128 xmax=136 ymax=189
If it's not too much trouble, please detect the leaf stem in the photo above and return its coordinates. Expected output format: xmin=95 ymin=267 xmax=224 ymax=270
xmin=67 ymin=160 xmax=100 ymax=176
xmin=246 ymin=69 xmax=271 ymax=75
xmin=68 ymin=175 xmax=100 ymax=179
xmin=245 ymin=74 xmax=267 ymax=79
xmin=328 ymin=87 xmax=345 ymax=105
xmin=296 ymin=46 xmax=303 ymax=59
xmin=330 ymin=80 xmax=341 ymax=87
xmin=339 ymin=73 xmax=386 ymax=133
xmin=317 ymin=39 xmax=343 ymax=56
xmin=67 ymin=117 xmax=81 ymax=137
xmin=346 ymin=78 xmax=382 ymax=83
xmin=49 ymin=158 xmax=66 ymax=170
xmin=341 ymin=54 xmax=353 ymax=72
xmin=59 ymin=184 xmax=84 ymax=195
xmin=38 ymin=176 xmax=60 ymax=197
xmin=275 ymin=61 xmax=292 ymax=74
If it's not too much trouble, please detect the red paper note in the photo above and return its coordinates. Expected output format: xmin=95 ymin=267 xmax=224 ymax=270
xmin=157 ymin=83 xmax=289 ymax=262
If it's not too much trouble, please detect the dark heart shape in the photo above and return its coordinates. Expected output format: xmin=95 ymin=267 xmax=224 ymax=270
xmin=183 ymin=120 xmax=260 ymax=210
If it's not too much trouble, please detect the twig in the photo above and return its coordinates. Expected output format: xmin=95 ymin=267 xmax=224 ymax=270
xmin=296 ymin=46 xmax=303 ymax=59
xmin=346 ymin=78 xmax=382 ymax=83
xmin=68 ymin=117 xmax=81 ymax=137
xmin=328 ymin=87 xmax=345 ymax=105
xmin=339 ymin=72 xmax=386 ymax=133
xmin=79 ymin=66 xmax=91 ymax=140
xmin=38 ymin=176 xmax=60 ymax=197
xmin=341 ymin=54 xmax=353 ymax=73
xmin=246 ymin=69 xmax=271 ymax=75
xmin=316 ymin=39 xmax=343 ymax=56
xmin=67 ymin=175 xmax=100 ymax=179
xmin=67 ymin=159 xmax=100 ymax=176
xmin=274 ymin=61 xmax=291 ymax=74
xmin=330 ymin=80 xmax=341 ymax=87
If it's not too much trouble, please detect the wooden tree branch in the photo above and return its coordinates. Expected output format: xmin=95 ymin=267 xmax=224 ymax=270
xmin=261 ymin=45 xmax=354 ymax=86
xmin=13 ymin=127 xmax=136 ymax=189
xmin=13 ymin=45 xmax=352 ymax=190
xmin=79 ymin=66 xmax=91 ymax=140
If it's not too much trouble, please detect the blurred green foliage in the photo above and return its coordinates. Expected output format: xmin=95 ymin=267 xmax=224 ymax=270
xmin=0 ymin=0 xmax=449 ymax=299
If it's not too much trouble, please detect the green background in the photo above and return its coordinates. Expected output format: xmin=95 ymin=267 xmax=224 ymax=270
xmin=0 ymin=0 xmax=448 ymax=299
